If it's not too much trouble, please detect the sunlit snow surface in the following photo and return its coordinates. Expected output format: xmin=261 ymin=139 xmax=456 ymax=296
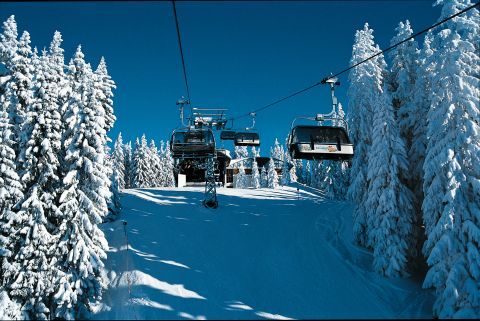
xmin=93 ymin=184 xmax=434 ymax=320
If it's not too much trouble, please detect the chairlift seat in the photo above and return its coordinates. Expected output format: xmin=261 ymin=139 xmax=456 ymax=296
xmin=288 ymin=125 xmax=353 ymax=160
xmin=234 ymin=131 xmax=260 ymax=146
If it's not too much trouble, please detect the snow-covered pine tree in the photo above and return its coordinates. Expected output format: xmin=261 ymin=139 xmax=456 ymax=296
xmin=235 ymin=163 xmax=248 ymax=189
xmin=295 ymin=159 xmax=304 ymax=184
xmin=123 ymin=141 xmax=133 ymax=188
xmin=347 ymin=23 xmax=385 ymax=247
xmin=94 ymin=57 xmax=116 ymax=134
xmin=234 ymin=145 xmax=248 ymax=160
xmin=132 ymin=135 xmax=152 ymax=188
xmin=2 ymin=29 xmax=34 ymax=168
xmin=112 ymin=132 xmax=125 ymax=189
xmin=422 ymin=0 xmax=480 ymax=317
xmin=270 ymin=138 xmax=284 ymax=169
xmin=0 ymin=16 xmax=18 ymax=63
xmin=163 ymin=142 xmax=176 ymax=187
xmin=304 ymin=161 xmax=311 ymax=186
xmin=9 ymin=47 xmax=63 ymax=320
xmin=408 ymin=31 xmax=436 ymax=266
xmin=281 ymin=157 xmax=290 ymax=186
xmin=52 ymin=45 xmax=111 ymax=319
xmin=108 ymin=169 xmax=122 ymax=217
xmin=387 ymin=20 xmax=419 ymax=139
xmin=267 ymin=158 xmax=279 ymax=189
xmin=0 ymin=89 xmax=24 ymax=319
xmin=251 ymin=158 xmax=261 ymax=189
xmin=148 ymin=139 xmax=162 ymax=187
xmin=365 ymin=86 xmax=414 ymax=277
xmin=260 ymin=166 xmax=268 ymax=188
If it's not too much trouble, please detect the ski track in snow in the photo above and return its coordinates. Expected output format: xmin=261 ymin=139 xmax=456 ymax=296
xmin=93 ymin=184 xmax=433 ymax=320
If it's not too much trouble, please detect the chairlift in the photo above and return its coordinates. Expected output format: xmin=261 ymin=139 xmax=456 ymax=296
xmin=234 ymin=131 xmax=261 ymax=146
xmin=170 ymin=128 xmax=216 ymax=159
xmin=288 ymin=124 xmax=353 ymax=160
xmin=287 ymin=77 xmax=353 ymax=161
xmin=232 ymin=112 xmax=261 ymax=146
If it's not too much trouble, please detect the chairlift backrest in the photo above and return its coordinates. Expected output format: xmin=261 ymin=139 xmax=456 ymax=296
xmin=234 ymin=131 xmax=260 ymax=146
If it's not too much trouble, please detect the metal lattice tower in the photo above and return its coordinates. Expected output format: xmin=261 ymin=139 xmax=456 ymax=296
xmin=203 ymin=155 xmax=218 ymax=208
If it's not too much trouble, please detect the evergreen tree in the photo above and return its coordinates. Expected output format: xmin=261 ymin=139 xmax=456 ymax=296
xmin=234 ymin=145 xmax=248 ymax=160
xmin=260 ymin=166 xmax=268 ymax=188
xmin=0 ymin=90 xmax=24 ymax=318
xmin=251 ymin=158 xmax=260 ymax=189
xmin=148 ymin=139 xmax=162 ymax=187
xmin=112 ymin=132 xmax=125 ymax=189
xmin=422 ymin=0 xmax=480 ymax=317
xmin=8 ymin=46 xmax=65 ymax=319
xmin=3 ymin=30 xmax=34 ymax=167
xmin=294 ymin=159 xmax=303 ymax=184
xmin=267 ymin=158 xmax=279 ymax=189
xmin=270 ymin=138 xmax=284 ymax=168
xmin=0 ymin=16 xmax=18 ymax=63
xmin=366 ymin=87 xmax=414 ymax=277
xmin=123 ymin=141 xmax=133 ymax=188
xmin=304 ymin=161 xmax=311 ymax=186
xmin=163 ymin=142 xmax=176 ymax=188
xmin=132 ymin=135 xmax=151 ymax=188
xmin=409 ymin=31 xmax=436 ymax=264
xmin=235 ymin=163 xmax=248 ymax=189
xmin=347 ymin=23 xmax=385 ymax=247
xmin=53 ymin=46 xmax=111 ymax=319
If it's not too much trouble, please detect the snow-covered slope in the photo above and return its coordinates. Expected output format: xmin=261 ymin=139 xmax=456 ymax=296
xmin=93 ymin=185 xmax=433 ymax=320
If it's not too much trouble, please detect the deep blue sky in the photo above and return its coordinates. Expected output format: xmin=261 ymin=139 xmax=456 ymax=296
xmin=0 ymin=1 xmax=440 ymax=154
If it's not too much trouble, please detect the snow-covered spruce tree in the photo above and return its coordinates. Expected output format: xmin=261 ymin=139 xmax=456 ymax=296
xmin=108 ymin=169 xmax=122 ymax=217
xmin=132 ymin=135 xmax=152 ymax=188
xmin=260 ymin=165 xmax=268 ymax=188
xmin=148 ymin=139 xmax=162 ymax=187
xmin=386 ymin=21 xmax=424 ymax=261
xmin=319 ymin=160 xmax=349 ymax=200
xmin=281 ymin=157 xmax=291 ymax=186
xmin=267 ymin=158 xmax=279 ymax=189
xmin=347 ymin=23 xmax=385 ymax=247
xmin=304 ymin=161 xmax=311 ymax=186
xmin=112 ymin=132 xmax=125 ymax=189
xmin=295 ymin=159 xmax=304 ymax=184
xmin=0 ymin=16 xmax=18 ymax=63
xmin=251 ymin=146 xmax=259 ymax=158
xmin=422 ymin=0 xmax=480 ymax=317
xmin=123 ymin=141 xmax=133 ymax=188
xmin=163 ymin=142 xmax=176 ymax=187
xmin=365 ymin=86 xmax=414 ymax=277
xmin=0 ymin=91 xmax=24 ymax=319
xmin=251 ymin=158 xmax=261 ymax=189
xmin=52 ymin=46 xmax=111 ymax=319
xmin=235 ymin=163 xmax=248 ymax=189
xmin=386 ymin=20 xmax=419 ymax=141
xmin=408 ymin=31 xmax=436 ymax=265
xmin=234 ymin=145 xmax=248 ymax=160
xmin=8 ymin=47 xmax=63 ymax=319
xmin=270 ymin=138 xmax=284 ymax=168
xmin=3 ymin=29 xmax=34 ymax=166
xmin=94 ymin=57 xmax=116 ymax=134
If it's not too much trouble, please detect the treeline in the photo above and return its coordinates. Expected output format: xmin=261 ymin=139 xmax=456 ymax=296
xmin=345 ymin=0 xmax=479 ymax=318
xmin=0 ymin=16 xmax=115 ymax=319
xmin=109 ymin=132 xmax=176 ymax=195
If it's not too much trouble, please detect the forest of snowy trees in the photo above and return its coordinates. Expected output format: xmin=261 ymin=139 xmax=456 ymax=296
xmin=344 ymin=0 xmax=479 ymax=318
xmin=0 ymin=16 xmax=117 ymax=319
